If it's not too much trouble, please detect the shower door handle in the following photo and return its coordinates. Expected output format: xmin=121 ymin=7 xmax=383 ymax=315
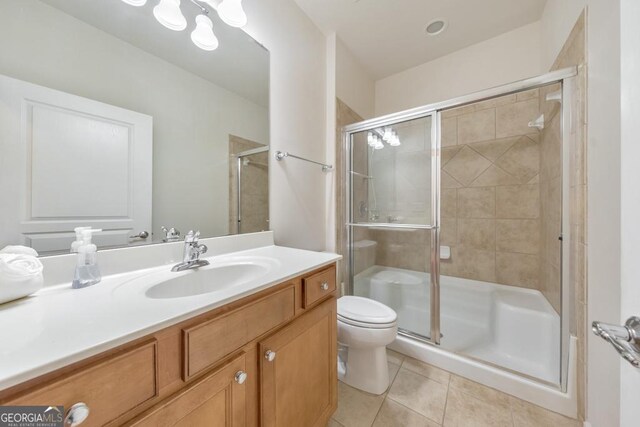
xmin=592 ymin=316 xmax=640 ymax=368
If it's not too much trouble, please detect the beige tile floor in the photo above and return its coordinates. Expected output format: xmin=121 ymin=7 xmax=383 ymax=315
xmin=329 ymin=349 xmax=581 ymax=427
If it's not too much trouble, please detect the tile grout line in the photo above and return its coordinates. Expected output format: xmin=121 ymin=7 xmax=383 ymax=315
xmin=385 ymin=394 xmax=445 ymax=426
xmin=440 ymin=373 xmax=453 ymax=426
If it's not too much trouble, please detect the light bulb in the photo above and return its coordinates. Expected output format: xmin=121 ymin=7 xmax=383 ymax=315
xmin=382 ymin=127 xmax=393 ymax=142
xmin=389 ymin=135 xmax=401 ymax=146
xmin=121 ymin=0 xmax=147 ymax=6
xmin=217 ymin=0 xmax=247 ymax=28
xmin=153 ymin=0 xmax=187 ymax=31
xmin=367 ymin=132 xmax=375 ymax=146
xmin=191 ymin=15 xmax=219 ymax=51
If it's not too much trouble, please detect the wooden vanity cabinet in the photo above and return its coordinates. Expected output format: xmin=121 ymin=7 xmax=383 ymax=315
xmin=128 ymin=353 xmax=248 ymax=427
xmin=260 ymin=298 xmax=337 ymax=427
xmin=0 ymin=263 xmax=338 ymax=427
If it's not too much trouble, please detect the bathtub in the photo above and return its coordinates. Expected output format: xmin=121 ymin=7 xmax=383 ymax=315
xmin=353 ymin=265 xmax=577 ymax=418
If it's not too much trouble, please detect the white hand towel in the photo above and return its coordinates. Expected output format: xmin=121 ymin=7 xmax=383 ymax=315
xmin=0 ymin=253 xmax=44 ymax=304
xmin=0 ymin=245 xmax=39 ymax=257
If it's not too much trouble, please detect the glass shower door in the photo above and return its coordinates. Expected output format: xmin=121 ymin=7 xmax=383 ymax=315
xmin=232 ymin=146 xmax=269 ymax=234
xmin=346 ymin=114 xmax=439 ymax=342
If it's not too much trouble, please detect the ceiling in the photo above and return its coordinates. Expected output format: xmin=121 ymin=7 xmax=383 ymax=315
xmin=295 ymin=0 xmax=547 ymax=79
xmin=41 ymin=0 xmax=269 ymax=107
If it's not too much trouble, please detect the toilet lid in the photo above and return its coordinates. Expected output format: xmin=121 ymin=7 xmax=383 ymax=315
xmin=338 ymin=296 xmax=397 ymax=326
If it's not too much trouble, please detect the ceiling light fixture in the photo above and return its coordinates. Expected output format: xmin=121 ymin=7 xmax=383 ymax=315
xmin=153 ymin=0 xmax=187 ymax=31
xmin=191 ymin=14 xmax=219 ymax=51
xmin=121 ymin=0 xmax=147 ymax=6
xmin=425 ymin=18 xmax=447 ymax=36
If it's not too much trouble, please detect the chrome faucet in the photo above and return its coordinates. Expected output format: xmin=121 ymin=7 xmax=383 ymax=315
xmin=171 ymin=230 xmax=210 ymax=272
xmin=161 ymin=226 xmax=181 ymax=242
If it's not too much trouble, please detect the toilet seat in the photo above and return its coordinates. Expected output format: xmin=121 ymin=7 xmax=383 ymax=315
xmin=338 ymin=296 xmax=397 ymax=329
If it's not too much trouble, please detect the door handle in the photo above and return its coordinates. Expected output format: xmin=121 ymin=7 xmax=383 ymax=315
xmin=129 ymin=231 xmax=149 ymax=239
xmin=592 ymin=316 xmax=640 ymax=368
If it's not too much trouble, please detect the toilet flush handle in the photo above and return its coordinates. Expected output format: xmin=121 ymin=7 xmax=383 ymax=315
xmin=265 ymin=350 xmax=276 ymax=362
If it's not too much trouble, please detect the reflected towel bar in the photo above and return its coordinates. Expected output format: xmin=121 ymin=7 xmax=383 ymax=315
xmin=275 ymin=151 xmax=333 ymax=172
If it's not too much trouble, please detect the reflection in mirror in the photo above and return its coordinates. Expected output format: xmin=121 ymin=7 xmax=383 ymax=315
xmin=0 ymin=0 xmax=269 ymax=255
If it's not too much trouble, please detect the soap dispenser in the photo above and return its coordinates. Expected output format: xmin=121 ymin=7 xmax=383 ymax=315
xmin=70 ymin=226 xmax=91 ymax=253
xmin=72 ymin=229 xmax=102 ymax=289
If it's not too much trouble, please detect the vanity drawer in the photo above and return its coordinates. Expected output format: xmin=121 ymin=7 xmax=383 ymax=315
xmin=303 ymin=265 xmax=337 ymax=308
xmin=183 ymin=285 xmax=295 ymax=380
xmin=7 ymin=340 xmax=158 ymax=427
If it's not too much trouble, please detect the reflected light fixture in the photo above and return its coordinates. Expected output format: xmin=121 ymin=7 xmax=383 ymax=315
xmin=368 ymin=128 xmax=401 ymax=149
xmin=191 ymin=14 xmax=219 ymax=51
xmin=153 ymin=0 xmax=187 ymax=31
xmin=382 ymin=127 xmax=393 ymax=142
xmin=216 ymin=0 xmax=247 ymax=28
xmin=120 ymin=0 xmax=249 ymax=51
xmin=388 ymin=133 xmax=401 ymax=146
xmin=367 ymin=132 xmax=377 ymax=147
xmin=121 ymin=0 xmax=147 ymax=6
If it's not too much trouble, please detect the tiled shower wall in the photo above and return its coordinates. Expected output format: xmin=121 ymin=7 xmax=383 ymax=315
xmin=228 ymin=135 xmax=269 ymax=235
xmin=439 ymin=91 xmax=544 ymax=289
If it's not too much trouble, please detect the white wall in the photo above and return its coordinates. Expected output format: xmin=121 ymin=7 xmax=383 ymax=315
xmin=0 ymin=0 xmax=268 ymax=242
xmin=584 ymin=5 xmax=622 ymax=425
xmin=336 ymin=38 xmax=376 ymax=120
xmin=540 ymin=1 xmax=587 ymax=70
xmin=242 ymin=0 xmax=328 ymax=251
xmin=325 ymin=33 xmax=338 ymax=253
xmin=620 ymin=1 xmax=640 ymax=425
xmin=374 ymin=22 xmax=543 ymax=115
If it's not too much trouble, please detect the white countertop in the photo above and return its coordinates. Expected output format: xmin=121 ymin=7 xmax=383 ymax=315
xmin=0 ymin=243 xmax=340 ymax=391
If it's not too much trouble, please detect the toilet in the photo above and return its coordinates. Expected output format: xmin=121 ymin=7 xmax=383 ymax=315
xmin=337 ymin=296 xmax=398 ymax=395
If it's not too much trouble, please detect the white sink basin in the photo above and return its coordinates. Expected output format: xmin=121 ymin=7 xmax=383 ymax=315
xmin=147 ymin=263 xmax=270 ymax=299
xmin=113 ymin=256 xmax=280 ymax=299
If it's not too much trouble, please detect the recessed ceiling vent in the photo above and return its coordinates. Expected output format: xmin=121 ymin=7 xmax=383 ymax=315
xmin=425 ymin=19 xmax=447 ymax=36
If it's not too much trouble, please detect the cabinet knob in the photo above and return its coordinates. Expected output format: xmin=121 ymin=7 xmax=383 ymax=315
xmin=64 ymin=402 xmax=90 ymax=426
xmin=320 ymin=282 xmax=329 ymax=291
xmin=265 ymin=350 xmax=276 ymax=362
xmin=235 ymin=370 xmax=248 ymax=385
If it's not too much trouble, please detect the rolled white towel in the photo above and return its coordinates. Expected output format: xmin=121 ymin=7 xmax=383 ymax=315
xmin=0 ymin=253 xmax=44 ymax=304
xmin=0 ymin=253 xmax=43 ymax=279
xmin=0 ymin=245 xmax=39 ymax=257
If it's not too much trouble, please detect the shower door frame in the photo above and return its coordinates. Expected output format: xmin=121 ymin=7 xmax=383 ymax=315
xmin=235 ymin=145 xmax=270 ymax=234
xmin=343 ymin=66 xmax=578 ymax=390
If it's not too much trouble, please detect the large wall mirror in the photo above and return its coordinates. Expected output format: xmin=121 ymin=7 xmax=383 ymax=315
xmin=0 ymin=0 xmax=270 ymax=255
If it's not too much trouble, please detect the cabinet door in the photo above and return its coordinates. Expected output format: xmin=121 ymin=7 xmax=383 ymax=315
xmin=129 ymin=353 xmax=247 ymax=427
xmin=260 ymin=298 xmax=337 ymax=427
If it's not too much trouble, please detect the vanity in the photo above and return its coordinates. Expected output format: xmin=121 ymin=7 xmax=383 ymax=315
xmin=0 ymin=2 xmax=341 ymax=425
xmin=0 ymin=233 xmax=340 ymax=426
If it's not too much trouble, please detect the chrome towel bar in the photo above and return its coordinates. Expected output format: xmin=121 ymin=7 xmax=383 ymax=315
xmin=274 ymin=151 xmax=333 ymax=172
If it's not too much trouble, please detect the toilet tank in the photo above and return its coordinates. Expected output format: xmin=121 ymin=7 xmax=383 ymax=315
xmin=353 ymin=240 xmax=377 ymax=275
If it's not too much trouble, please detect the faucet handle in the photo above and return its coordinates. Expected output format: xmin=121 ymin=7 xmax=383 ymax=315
xmin=185 ymin=230 xmax=201 ymax=243
xmin=161 ymin=226 xmax=181 ymax=241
